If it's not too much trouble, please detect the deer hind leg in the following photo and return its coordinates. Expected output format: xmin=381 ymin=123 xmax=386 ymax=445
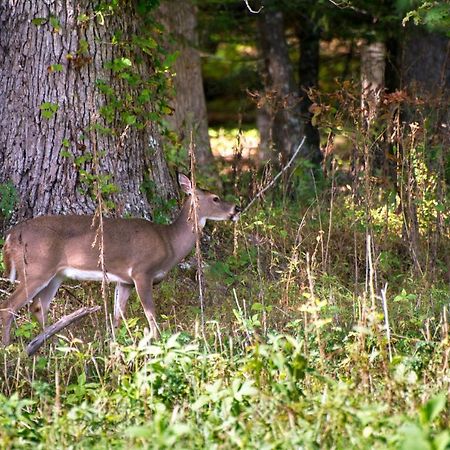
xmin=113 ymin=282 xmax=133 ymax=328
xmin=30 ymin=277 xmax=62 ymax=329
xmin=133 ymin=276 xmax=159 ymax=339
xmin=0 ymin=276 xmax=55 ymax=346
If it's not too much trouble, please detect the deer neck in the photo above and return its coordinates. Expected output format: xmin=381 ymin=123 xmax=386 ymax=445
xmin=167 ymin=198 xmax=204 ymax=264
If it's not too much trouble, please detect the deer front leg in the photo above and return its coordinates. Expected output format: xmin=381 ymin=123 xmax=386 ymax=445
xmin=133 ymin=276 xmax=159 ymax=339
xmin=1 ymin=276 xmax=54 ymax=346
xmin=113 ymin=282 xmax=132 ymax=328
xmin=30 ymin=277 xmax=62 ymax=329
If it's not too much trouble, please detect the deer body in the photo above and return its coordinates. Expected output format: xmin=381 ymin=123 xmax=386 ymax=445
xmin=1 ymin=174 xmax=239 ymax=346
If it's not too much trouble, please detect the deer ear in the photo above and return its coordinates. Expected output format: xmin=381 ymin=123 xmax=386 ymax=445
xmin=178 ymin=173 xmax=193 ymax=195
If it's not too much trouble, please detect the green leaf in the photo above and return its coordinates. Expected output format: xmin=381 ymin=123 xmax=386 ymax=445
xmin=123 ymin=113 xmax=137 ymax=125
xmin=49 ymin=63 xmax=63 ymax=72
xmin=60 ymin=149 xmax=72 ymax=158
xmin=40 ymin=102 xmax=59 ymax=119
xmin=434 ymin=430 xmax=450 ymax=450
xmin=163 ymin=51 xmax=179 ymax=68
xmin=49 ymin=16 xmax=60 ymax=31
xmin=419 ymin=393 xmax=447 ymax=425
xmin=77 ymin=13 xmax=90 ymax=24
xmin=125 ymin=425 xmax=153 ymax=439
xmin=32 ymin=17 xmax=47 ymax=26
xmin=399 ymin=422 xmax=432 ymax=450
xmin=78 ymin=39 xmax=89 ymax=55
xmin=251 ymin=302 xmax=264 ymax=312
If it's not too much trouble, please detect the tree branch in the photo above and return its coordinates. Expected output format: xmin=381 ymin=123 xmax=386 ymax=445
xmin=26 ymin=306 xmax=101 ymax=356
xmin=243 ymin=0 xmax=263 ymax=14
xmin=241 ymin=136 xmax=306 ymax=215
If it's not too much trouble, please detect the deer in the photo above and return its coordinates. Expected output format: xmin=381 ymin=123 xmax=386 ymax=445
xmin=0 ymin=173 xmax=240 ymax=346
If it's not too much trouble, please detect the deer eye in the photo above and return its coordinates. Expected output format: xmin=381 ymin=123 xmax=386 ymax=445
xmin=212 ymin=196 xmax=220 ymax=203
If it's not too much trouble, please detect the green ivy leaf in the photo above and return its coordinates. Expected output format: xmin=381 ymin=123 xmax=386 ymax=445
xmin=40 ymin=102 xmax=59 ymax=119
xmin=32 ymin=17 xmax=47 ymax=26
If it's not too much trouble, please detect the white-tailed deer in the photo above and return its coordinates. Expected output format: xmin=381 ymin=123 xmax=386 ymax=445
xmin=0 ymin=174 xmax=240 ymax=346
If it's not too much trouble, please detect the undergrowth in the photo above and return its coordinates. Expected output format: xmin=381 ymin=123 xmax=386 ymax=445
xmin=1 ymin=189 xmax=449 ymax=449
xmin=1 ymin=87 xmax=450 ymax=447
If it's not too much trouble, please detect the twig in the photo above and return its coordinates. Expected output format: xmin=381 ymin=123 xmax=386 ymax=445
xmin=380 ymin=283 xmax=392 ymax=362
xmin=188 ymin=132 xmax=206 ymax=334
xmin=241 ymin=136 xmax=306 ymax=215
xmin=243 ymin=0 xmax=263 ymax=14
xmin=0 ymin=276 xmax=19 ymax=284
xmin=26 ymin=306 xmax=101 ymax=356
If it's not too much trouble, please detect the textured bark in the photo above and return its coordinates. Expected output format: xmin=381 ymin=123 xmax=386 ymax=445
xmin=258 ymin=7 xmax=320 ymax=165
xmin=158 ymin=0 xmax=213 ymax=165
xmin=0 ymin=1 xmax=176 ymax=222
xmin=360 ymin=41 xmax=386 ymax=126
xmin=258 ymin=8 xmax=300 ymax=163
xmin=401 ymin=27 xmax=450 ymax=96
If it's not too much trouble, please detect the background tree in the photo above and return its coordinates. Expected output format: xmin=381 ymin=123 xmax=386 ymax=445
xmin=0 ymin=1 xmax=175 ymax=223
xmin=258 ymin=2 xmax=322 ymax=165
xmin=295 ymin=8 xmax=321 ymax=162
xmin=158 ymin=0 xmax=214 ymax=166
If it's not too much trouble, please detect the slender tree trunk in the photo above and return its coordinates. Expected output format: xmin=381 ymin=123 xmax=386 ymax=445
xmin=158 ymin=0 xmax=213 ymax=166
xmin=297 ymin=16 xmax=321 ymax=165
xmin=360 ymin=41 xmax=386 ymax=127
xmin=258 ymin=7 xmax=318 ymax=165
xmin=0 ymin=1 xmax=175 ymax=222
xmin=360 ymin=41 xmax=386 ymax=175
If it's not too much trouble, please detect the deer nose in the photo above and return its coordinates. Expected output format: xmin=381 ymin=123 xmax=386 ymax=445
xmin=234 ymin=205 xmax=242 ymax=213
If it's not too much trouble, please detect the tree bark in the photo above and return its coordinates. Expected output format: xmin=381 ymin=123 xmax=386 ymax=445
xmin=0 ymin=1 xmax=176 ymax=222
xmin=258 ymin=7 xmax=321 ymax=165
xmin=297 ymin=15 xmax=321 ymax=165
xmin=399 ymin=27 xmax=449 ymax=275
xmin=401 ymin=27 xmax=450 ymax=96
xmin=360 ymin=41 xmax=386 ymax=127
xmin=158 ymin=0 xmax=213 ymax=166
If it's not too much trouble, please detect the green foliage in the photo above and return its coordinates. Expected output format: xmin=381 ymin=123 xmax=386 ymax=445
xmin=0 ymin=182 xmax=18 ymax=218
xmin=0 ymin=327 xmax=448 ymax=448
xmin=2 ymin=3 xmax=450 ymax=448
xmin=14 ymin=321 xmax=39 ymax=340
xmin=141 ymin=178 xmax=177 ymax=223
xmin=401 ymin=1 xmax=450 ymax=34
xmin=39 ymin=102 xmax=59 ymax=119
xmin=397 ymin=394 xmax=450 ymax=450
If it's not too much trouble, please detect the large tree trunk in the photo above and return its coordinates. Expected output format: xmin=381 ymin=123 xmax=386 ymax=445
xmin=258 ymin=7 xmax=321 ymax=165
xmin=401 ymin=27 xmax=450 ymax=96
xmin=399 ymin=27 xmax=449 ymax=275
xmin=158 ymin=0 xmax=213 ymax=166
xmin=0 ymin=1 xmax=175 ymax=222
